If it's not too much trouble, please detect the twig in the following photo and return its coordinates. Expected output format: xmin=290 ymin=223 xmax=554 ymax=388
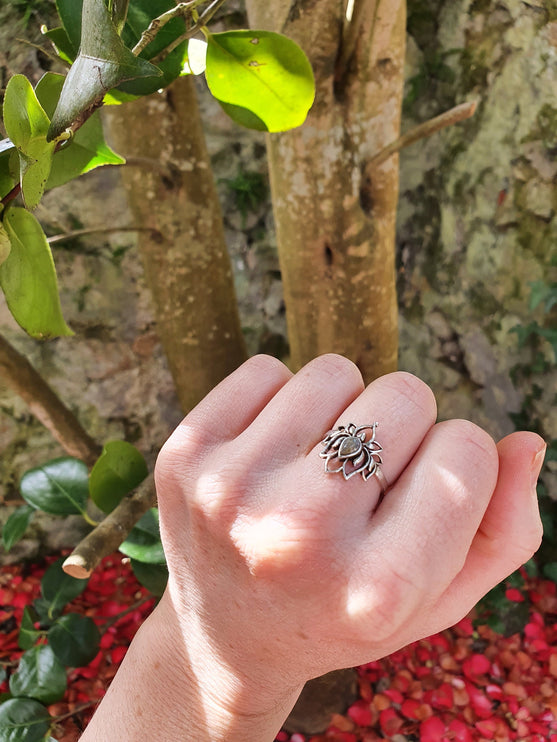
xmin=101 ymin=595 xmax=154 ymax=630
xmin=47 ymin=225 xmax=163 ymax=245
xmin=51 ymin=701 xmax=97 ymax=724
xmin=132 ymin=0 xmax=202 ymax=56
xmin=1 ymin=183 xmax=21 ymax=208
xmin=367 ymin=100 xmax=477 ymax=168
xmin=150 ymin=0 xmax=228 ymax=64
xmin=0 ymin=333 xmax=102 ymax=467
xmin=15 ymin=37 xmax=66 ymax=66
xmin=63 ymin=473 xmax=156 ymax=579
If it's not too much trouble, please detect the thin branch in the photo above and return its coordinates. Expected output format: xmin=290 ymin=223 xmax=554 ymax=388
xmin=15 ymin=37 xmax=66 ymax=66
xmin=47 ymin=225 xmax=163 ymax=245
xmin=63 ymin=473 xmax=156 ymax=579
xmin=0 ymin=333 xmax=102 ymax=467
xmin=150 ymin=0 xmax=228 ymax=64
xmin=101 ymin=595 xmax=154 ymax=630
xmin=366 ymin=100 xmax=478 ymax=168
xmin=51 ymin=702 xmax=97 ymax=724
xmin=132 ymin=0 xmax=202 ymax=56
xmin=1 ymin=183 xmax=21 ymax=208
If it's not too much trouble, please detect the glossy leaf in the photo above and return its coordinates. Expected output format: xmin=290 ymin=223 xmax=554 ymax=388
xmin=2 ymin=75 xmax=55 ymax=208
xmin=89 ymin=440 xmax=148 ymax=513
xmin=35 ymin=73 xmax=125 ymax=189
xmin=119 ymin=508 xmax=165 ymax=564
xmin=118 ymin=0 xmax=188 ymax=96
xmin=20 ymin=457 xmax=89 ymax=516
xmin=130 ymin=558 xmax=168 ymax=596
xmin=55 ymin=0 xmax=82 ymax=54
xmin=0 ymin=207 xmax=73 ymax=338
xmin=205 ymin=30 xmax=315 ymax=132
xmin=18 ymin=607 xmax=41 ymax=651
xmin=48 ymin=0 xmax=161 ymax=141
xmin=41 ymin=558 xmax=89 ymax=618
xmin=0 ymin=698 xmax=51 ymax=742
xmin=9 ymin=646 xmax=67 ymax=705
xmin=48 ymin=614 xmax=101 ymax=667
xmin=0 ymin=141 xmax=18 ymax=198
xmin=182 ymin=38 xmax=208 ymax=76
xmin=2 ymin=505 xmax=34 ymax=552
xmin=42 ymin=26 xmax=76 ymax=64
xmin=0 ymin=221 xmax=11 ymax=268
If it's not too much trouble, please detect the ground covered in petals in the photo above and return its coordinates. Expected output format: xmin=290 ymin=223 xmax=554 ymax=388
xmin=0 ymin=556 xmax=555 ymax=742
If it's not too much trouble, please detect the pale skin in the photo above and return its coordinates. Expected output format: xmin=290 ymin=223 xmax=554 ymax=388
xmin=80 ymin=354 xmax=545 ymax=742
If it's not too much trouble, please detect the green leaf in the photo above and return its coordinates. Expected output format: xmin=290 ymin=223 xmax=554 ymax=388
xmin=0 ymin=140 xmax=18 ymax=198
xmin=41 ymin=558 xmax=89 ymax=618
xmin=42 ymin=26 xmax=77 ymax=64
xmin=117 ymin=0 xmax=188 ymax=96
xmin=119 ymin=508 xmax=165 ymax=563
xmin=35 ymin=73 xmax=125 ymax=189
xmin=9 ymin=646 xmax=67 ymax=705
xmin=205 ymin=30 xmax=315 ymax=132
xmin=89 ymin=440 xmax=148 ymax=513
xmin=543 ymin=561 xmax=557 ymax=582
xmin=55 ymin=0 xmax=82 ymax=55
xmin=3 ymin=75 xmax=56 ymax=208
xmin=0 ymin=207 xmax=73 ymax=338
xmin=48 ymin=614 xmax=100 ymax=667
xmin=529 ymin=280 xmax=557 ymax=313
xmin=20 ymin=457 xmax=89 ymax=516
xmin=18 ymin=607 xmax=41 ymax=651
xmin=0 ymin=221 xmax=11 ymax=268
xmin=182 ymin=38 xmax=207 ymax=76
xmin=48 ymin=0 xmax=161 ymax=141
xmin=130 ymin=558 xmax=168 ymax=596
xmin=0 ymin=698 xmax=51 ymax=742
xmin=2 ymin=505 xmax=35 ymax=552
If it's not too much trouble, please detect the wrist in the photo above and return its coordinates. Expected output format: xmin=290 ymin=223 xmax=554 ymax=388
xmin=81 ymin=589 xmax=303 ymax=742
xmin=157 ymin=588 xmax=304 ymax=740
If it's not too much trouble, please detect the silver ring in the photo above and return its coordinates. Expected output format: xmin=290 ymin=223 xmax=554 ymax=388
xmin=319 ymin=422 xmax=387 ymax=491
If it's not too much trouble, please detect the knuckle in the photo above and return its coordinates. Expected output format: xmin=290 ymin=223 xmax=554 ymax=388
xmin=307 ymin=353 xmax=363 ymax=385
xmin=438 ymin=419 xmax=498 ymax=477
xmin=380 ymin=371 xmax=437 ymax=422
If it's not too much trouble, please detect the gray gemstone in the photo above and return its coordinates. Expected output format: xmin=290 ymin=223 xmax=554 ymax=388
xmin=338 ymin=436 xmax=362 ymax=458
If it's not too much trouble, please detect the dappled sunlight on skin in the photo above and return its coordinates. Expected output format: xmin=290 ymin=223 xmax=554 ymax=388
xmin=72 ymin=356 xmax=545 ymax=742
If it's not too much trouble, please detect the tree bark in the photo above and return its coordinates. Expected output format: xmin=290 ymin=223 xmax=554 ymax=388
xmin=106 ymin=75 xmax=247 ymax=413
xmin=246 ymin=0 xmax=405 ymax=382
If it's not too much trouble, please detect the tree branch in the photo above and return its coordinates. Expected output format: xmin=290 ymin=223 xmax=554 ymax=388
xmin=63 ymin=473 xmax=156 ymax=578
xmin=150 ymin=0 xmax=229 ymax=64
xmin=132 ymin=0 xmax=202 ymax=56
xmin=47 ymin=225 xmax=163 ymax=246
xmin=366 ymin=100 xmax=477 ymax=168
xmin=0 ymin=333 xmax=102 ymax=466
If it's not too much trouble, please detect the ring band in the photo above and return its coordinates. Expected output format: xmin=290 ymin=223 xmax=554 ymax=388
xmin=319 ymin=422 xmax=387 ymax=492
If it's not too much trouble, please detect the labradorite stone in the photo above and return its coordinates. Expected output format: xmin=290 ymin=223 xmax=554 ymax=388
xmin=338 ymin=436 xmax=362 ymax=458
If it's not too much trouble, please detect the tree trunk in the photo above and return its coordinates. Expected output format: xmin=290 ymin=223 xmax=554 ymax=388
xmin=246 ymin=0 xmax=405 ymax=382
xmin=106 ymin=76 xmax=247 ymax=413
xmin=245 ymin=0 xmax=406 ymax=732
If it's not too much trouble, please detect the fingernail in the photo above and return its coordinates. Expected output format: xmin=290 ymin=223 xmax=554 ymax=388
xmin=531 ymin=444 xmax=546 ymax=491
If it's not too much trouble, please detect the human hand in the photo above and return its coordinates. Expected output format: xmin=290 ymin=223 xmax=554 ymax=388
xmin=152 ymin=354 xmax=544 ymax=730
